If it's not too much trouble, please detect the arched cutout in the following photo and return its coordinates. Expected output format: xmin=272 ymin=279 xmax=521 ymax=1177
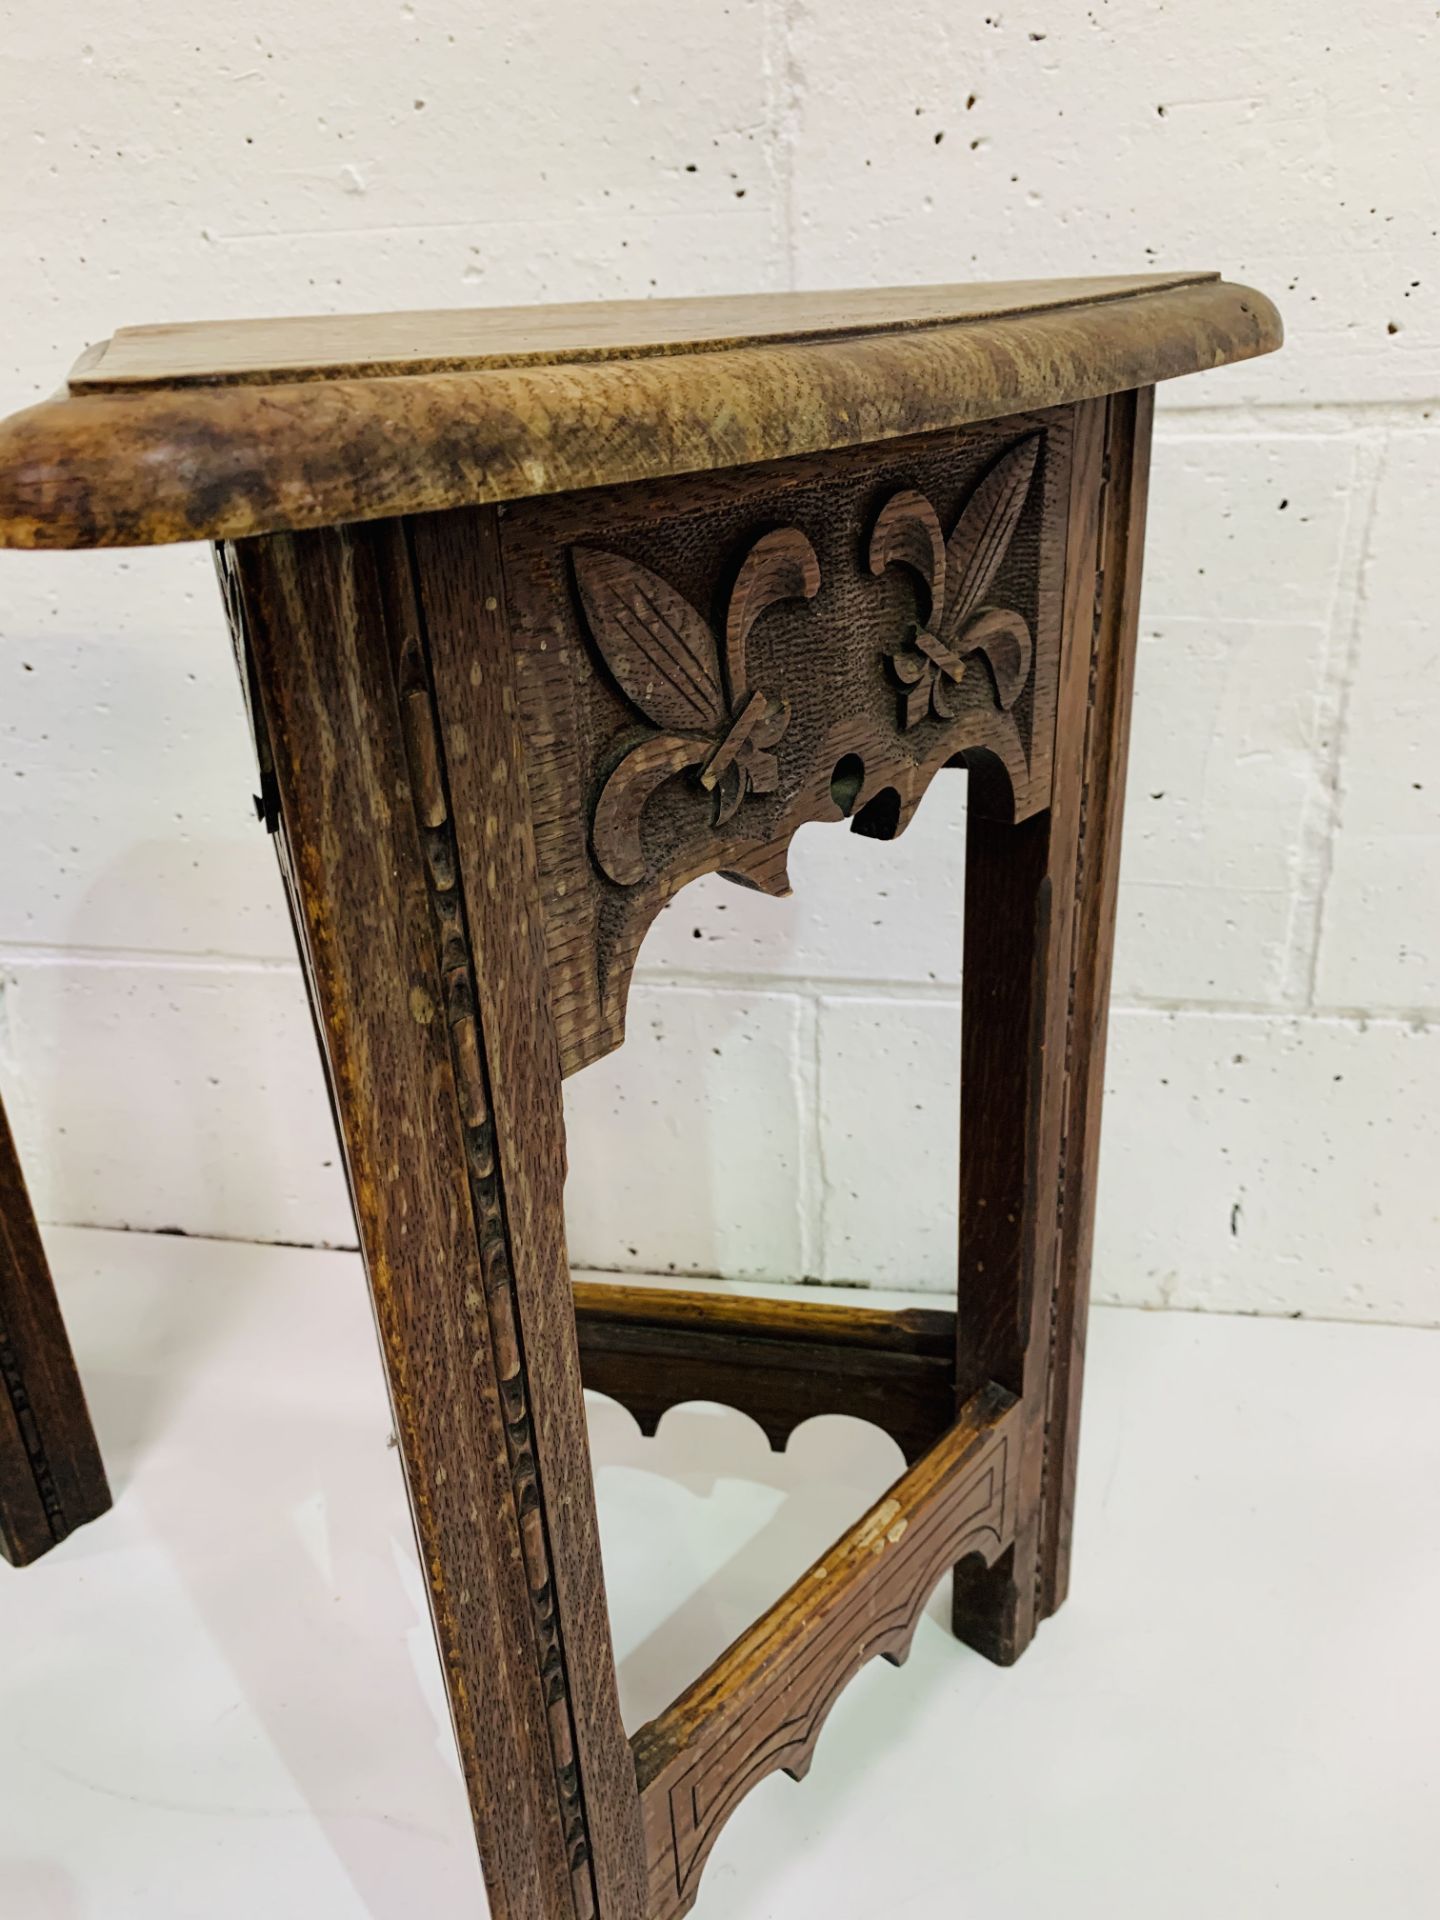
xmin=850 ymin=784 xmax=903 ymax=841
xmin=947 ymin=741 xmax=1019 ymax=824
xmin=565 ymin=760 xmax=989 ymax=1298
xmin=829 ymin=752 xmax=865 ymax=818
xmin=574 ymin=731 xmax=1024 ymax=1074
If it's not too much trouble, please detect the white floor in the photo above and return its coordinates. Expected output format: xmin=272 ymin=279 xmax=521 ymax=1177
xmin=2 ymin=1230 xmax=1437 ymax=1919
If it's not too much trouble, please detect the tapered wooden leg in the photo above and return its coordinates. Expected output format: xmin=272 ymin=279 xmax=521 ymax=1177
xmin=954 ymin=388 xmax=1153 ymax=1662
xmin=0 ymin=1089 xmax=111 ymax=1566
xmin=225 ymin=516 xmax=646 ymax=1920
xmin=952 ymin=805 xmax=1056 ymax=1664
xmin=1041 ymin=388 xmax=1154 ymax=1614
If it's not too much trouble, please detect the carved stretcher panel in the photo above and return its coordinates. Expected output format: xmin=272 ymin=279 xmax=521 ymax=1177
xmin=572 ymin=1282 xmax=958 ymax=1463
xmin=495 ymin=411 xmax=1074 ymax=1076
xmin=632 ymin=1386 xmax=1018 ymax=1918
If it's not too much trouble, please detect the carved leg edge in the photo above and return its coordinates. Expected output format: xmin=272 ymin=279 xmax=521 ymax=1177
xmin=1037 ymin=386 xmax=1154 ymax=1623
xmin=226 ymin=520 xmax=645 ymax=1920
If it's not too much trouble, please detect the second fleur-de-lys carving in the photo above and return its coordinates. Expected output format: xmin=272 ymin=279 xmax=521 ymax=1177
xmin=574 ymin=528 xmax=820 ymax=887
xmin=869 ymin=434 xmax=1040 ymax=730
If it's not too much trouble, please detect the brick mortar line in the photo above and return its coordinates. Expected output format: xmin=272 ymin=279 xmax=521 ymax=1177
xmin=2 ymin=948 xmax=1435 ymax=1026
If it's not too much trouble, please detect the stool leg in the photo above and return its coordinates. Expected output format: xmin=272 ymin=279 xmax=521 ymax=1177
xmin=0 ymin=1090 xmax=111 ymax=1566
xmin=954 ymin=389 xmax=1153 ymax=1663
xmin=227 ymin=516 xmax=646 ymax=1920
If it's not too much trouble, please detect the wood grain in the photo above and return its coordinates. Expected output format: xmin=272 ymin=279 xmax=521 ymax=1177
xmin=499 ymin=415 xmax=1070 ymax=1077
xmin=952 ymin=392 xmax=1152 ymax=1665
xmin=72 ymin=274 xmax=1220 ymax=387
xmin=215 ymin=401 xmax=1154 ymax=1911
xmin=213 ymin=420 xmax=1086 ymax=1915
xmin=951 ymin=395 xmax=1107 ymax=1664
xmin=0 ymin=1090 xmax=111 ymax=1566
xmin=2 ymin=255 xmax=1279 ymax=1918
xmin=410 ymin=507 xmax=648 ymax=1919
xmin=572 ymin=1282 xmax=956 ymax=1463
xmin=0 ymin=278 xmax=1279 ymax=548
xmin=1040 ymin=386 xmax=1155 ymax=1617
xmin=229 ymin=522 xmax=614 ymax=1919
xmin=632 ymin=1386 xmax=1018 ymax=1918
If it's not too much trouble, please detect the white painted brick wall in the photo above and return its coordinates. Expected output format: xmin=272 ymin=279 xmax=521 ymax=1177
xmin=2 ymin=4 xmax=1436 ymax=1323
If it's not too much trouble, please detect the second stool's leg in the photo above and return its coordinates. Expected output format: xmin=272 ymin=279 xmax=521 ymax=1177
xmin=954 ymin=389 xmax=1153 ymax=1663
xmin=229 ymin=517 xmax=645 ymax=1920
xmin=0 ymin=1088 xmax=111 ymax=1567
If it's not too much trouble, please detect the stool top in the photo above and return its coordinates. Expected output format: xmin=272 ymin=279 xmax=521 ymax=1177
xmin=0 ymin=273 xmax=1279 ymax=550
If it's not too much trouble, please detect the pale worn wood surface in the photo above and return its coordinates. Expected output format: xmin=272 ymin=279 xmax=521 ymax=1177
xmin=572 ymin=1282 xmax=954 ymax=1352
xmin=73 ymin=274 xmax=1216 ymax=386
xmin=0 ymin=276 xmax=1279 ymax=548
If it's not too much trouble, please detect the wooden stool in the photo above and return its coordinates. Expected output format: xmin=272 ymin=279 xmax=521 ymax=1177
xmin=0 ymin=275 xmax=1280 ymax=1918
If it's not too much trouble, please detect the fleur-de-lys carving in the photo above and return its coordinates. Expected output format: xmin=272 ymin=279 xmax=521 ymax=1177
xmin=575 ymin=529 xmax=821 ymax=886
xmin=869 ymin=435 xmax=1040 ymax=730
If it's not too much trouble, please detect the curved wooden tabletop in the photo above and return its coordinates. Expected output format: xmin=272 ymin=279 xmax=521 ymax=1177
xmin=0 ymin=273 xmax=1279 ymax=549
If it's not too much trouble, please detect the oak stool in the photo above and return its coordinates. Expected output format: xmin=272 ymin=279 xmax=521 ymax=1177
xmin=0 ymin=275 xmax=1281 ymax=1917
